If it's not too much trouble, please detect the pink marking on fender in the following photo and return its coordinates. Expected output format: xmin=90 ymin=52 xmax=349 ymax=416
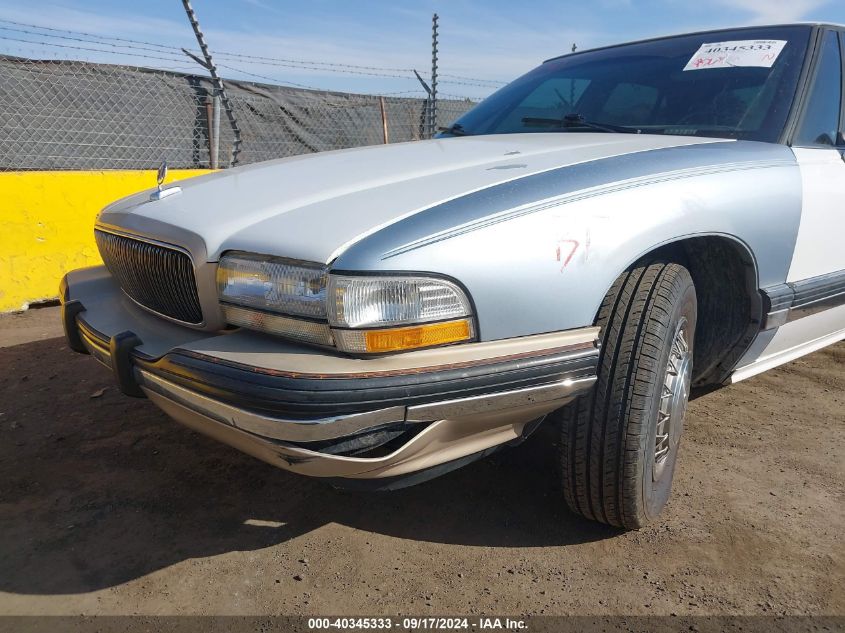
xmin=556 ymin=239 xmax=579 ymax=271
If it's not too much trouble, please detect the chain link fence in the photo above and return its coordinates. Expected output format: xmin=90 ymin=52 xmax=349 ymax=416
xmin=0 ymin=54 xmax=477 ymax=171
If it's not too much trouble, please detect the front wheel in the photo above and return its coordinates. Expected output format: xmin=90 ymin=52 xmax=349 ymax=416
xmin=556 ymin=261 xmax=697 ymax=529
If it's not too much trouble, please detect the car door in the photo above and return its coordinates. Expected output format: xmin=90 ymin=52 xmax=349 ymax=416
xmin=788 ymin=28 xmax=845 ymax=282
xmin=734 ymin=28 xmax=845 ymax=379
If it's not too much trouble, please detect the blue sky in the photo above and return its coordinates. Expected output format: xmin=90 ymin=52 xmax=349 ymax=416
xmin=0 ymin=0 xmax=843 ymax=99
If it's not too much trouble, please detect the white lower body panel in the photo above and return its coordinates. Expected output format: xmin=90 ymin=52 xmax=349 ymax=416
xmin=732 ymin=304 xmax=845 ymax=383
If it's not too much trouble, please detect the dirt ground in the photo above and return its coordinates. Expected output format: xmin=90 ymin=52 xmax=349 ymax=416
xmin=0 ymin=306 xmax=842 ymax=617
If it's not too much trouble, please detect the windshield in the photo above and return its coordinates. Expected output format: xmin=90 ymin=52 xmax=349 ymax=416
xmin=447 ymin=26 xmax=811 ymax=143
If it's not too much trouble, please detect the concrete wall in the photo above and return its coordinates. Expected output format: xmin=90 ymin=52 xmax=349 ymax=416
xmin=0 ymin=170 xmax=210 ymax=313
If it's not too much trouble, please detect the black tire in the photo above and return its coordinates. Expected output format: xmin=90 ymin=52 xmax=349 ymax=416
xmin=557 ymin=260 xmax=697 ymax=529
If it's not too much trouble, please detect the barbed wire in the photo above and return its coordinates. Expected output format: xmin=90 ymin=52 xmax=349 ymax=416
xmin=438 ymin=92 xmax=479 ymax=100
xmin=208 ymin=55 xmax=420 ymax=80
xmin=0 ymin=34 xmax=494 ymax=101
xmin=0 ymin=18 xmax=509 ymax=90
xmin=0 ymin=42 xmax=197 ymax=74
xmin=377 ymin=90 xmax=430 ymax=96
xmin=439 ymin=72 xmax=505 ymax=86
xmin=213 ymin=62 xmax=326 ymax=91
xmin=438 ymin=78 xmax=508 ymax=89
xmin=0 ymin=19 xmax=418 ymax=73
xmin=0 ymin=18 xmax=182 ymax=51
xmin=0 ymin=40 xmax=482 ymax=104
xmin=211 ymin=50 xmax=416 ymax=74
xmin=0 ymin=24 xmax=191 ymax=57
xmin=0 ymin=34 xmax=196 ymax=67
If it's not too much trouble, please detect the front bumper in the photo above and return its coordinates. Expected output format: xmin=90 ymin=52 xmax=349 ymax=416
xmin=61 ymin=267 xmax=599 ymax=485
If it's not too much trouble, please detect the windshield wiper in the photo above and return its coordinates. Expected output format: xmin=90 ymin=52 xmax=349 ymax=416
xmin=522 ymin=113 xmax=642 ymax=134
xmin=437 ymin=123 xmax=472 ymax=136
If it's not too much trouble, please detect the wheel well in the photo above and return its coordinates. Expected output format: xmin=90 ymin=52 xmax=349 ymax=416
xmin=638 ymin=237 xmax=762 ymax=388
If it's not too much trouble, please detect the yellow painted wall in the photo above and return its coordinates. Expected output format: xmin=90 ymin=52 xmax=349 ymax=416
xmin=0 ymin=170 xmax=211 ymax=312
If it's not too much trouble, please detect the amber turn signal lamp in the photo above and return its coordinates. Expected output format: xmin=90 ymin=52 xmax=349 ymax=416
xmin=362 ymin=318 xmax=474 ymax=353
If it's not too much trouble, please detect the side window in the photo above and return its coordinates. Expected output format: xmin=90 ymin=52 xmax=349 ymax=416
xmin=795 ymin=31 xmax=842 ymax=147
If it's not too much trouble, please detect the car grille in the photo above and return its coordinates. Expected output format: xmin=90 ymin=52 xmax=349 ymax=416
xmin=94 ymin=229 xmax=203 ymax=324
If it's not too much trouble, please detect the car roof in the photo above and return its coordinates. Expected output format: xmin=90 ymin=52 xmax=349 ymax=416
xmin=544 ymin=23 xmax=843 ymax=64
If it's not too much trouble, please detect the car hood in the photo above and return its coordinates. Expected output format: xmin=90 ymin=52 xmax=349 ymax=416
xmin=100 ymin=133 xmax=723 ymax=264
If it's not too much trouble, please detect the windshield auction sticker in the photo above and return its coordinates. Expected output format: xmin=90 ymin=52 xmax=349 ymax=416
xmin=684 ymin=39 xmax=787 ymax=70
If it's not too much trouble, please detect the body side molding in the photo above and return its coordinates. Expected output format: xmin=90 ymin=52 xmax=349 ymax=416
xmin=760 ymin=268 xmax=845 ymax=329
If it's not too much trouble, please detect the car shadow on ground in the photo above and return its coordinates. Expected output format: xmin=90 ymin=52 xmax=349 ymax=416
xmin=0 ymin=337 xmax=620 ymax=595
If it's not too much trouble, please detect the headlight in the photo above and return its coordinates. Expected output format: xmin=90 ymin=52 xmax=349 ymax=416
xmin=217 ymin=252 xmax=327 ymax=318
xmin=216 ymin=252 xmax=476 ymax=354
xmin=328 ymin=275 xmax=475 ymax=353
xmin=217 ymin=252 xmax=332 ymax=345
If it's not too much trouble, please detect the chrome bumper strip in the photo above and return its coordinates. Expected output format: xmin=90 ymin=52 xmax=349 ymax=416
xmin=136 ymin=369 xmax=407 ymax=442
xmin=406 ymin=375 xmax=597 ymax=421
xmin=136 ymin=368 xmax=596 ymax=444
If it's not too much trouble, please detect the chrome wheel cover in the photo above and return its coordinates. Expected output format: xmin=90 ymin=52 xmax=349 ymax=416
xmin=653 ymin=318 xmax=692 ymax=482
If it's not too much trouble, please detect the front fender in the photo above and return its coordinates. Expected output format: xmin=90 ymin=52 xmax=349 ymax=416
xmin=333 ymin=141 xmax=802 ymax=341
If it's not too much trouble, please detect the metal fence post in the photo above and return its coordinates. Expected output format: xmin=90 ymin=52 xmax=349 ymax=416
xmin=181 ymin=0 xmax=242 ymax=167
xmin=379 ymin=96 xmax=389 ymax=144
xmin=413 ymin=69 xmax=432 ymax=140
xmin=204 ymin=93 xmax=222 ymax=169
xmin=430 ymin=13 xmax=439 ymax=138
xmin=211 ymin=94 xmax=221 ymax=168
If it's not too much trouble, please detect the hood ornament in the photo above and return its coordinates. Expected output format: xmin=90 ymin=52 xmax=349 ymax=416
xmin=157 ymin=161 xmax=168 ymax=187
xmin=149 ymin=160 xmax=181 ymax=201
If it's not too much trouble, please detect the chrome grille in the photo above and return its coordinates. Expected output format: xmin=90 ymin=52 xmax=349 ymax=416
xmin=94 ymin=229 xmax=203 ymax=324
